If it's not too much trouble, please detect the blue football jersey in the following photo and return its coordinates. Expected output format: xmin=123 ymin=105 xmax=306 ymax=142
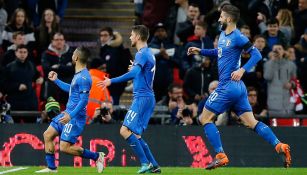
xmin=132 ymin=47 xmax=155 ymax=97
xmin=217 ymin=29 xmax=249 ymax=83
xmin=65 ymin=68 xmax=92 ymax=118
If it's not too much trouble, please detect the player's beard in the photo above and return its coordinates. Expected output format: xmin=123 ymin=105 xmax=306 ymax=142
xmin=131 ymin=41 xmax=136 ymax=47
xmin=219 ymin=22 xmax=227 ymax=31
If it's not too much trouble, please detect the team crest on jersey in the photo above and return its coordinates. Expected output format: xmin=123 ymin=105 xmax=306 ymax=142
xmin=218 ymin=47 xmax=222 ymax=58
xmin=226 ymin=39 xmax=231 ymax=47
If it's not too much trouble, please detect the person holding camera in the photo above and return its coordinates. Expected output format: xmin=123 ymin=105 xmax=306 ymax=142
xmin=264 ymin=43 xmax=297 ymax=117
xmin=91 ymin=101 xmax=116 ymax=124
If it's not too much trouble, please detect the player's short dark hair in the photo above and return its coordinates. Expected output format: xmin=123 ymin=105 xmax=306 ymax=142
xmin=132 ymin=25 xmax=149 ymax=42
xmin=99 ymin=27 xmax=114 ymax=37
xmin=189 ymin=3 xmax=200 ymax=9
xmin=76 ymin=46 xmax=91 ymax=64
xmin=221 ymin=4 xmax=240 ymax=23
xmin=266 ymin=18 xmax=279 ymax=26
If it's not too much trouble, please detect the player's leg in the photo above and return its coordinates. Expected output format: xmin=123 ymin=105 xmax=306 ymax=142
xmin=120 ymin=125 xmax=151 ymax=172
xmin=35 ymin=124 xmax=59 ymax=173
xmin=199 ymin=107 xmax=229 ymax=170
xmin=239 ymin=112 xmax=291 ymax=168
xmin=60 ymin=121 xmax=105 ymax=173
xmin=137 ymin=96 xmax=160 ymax=173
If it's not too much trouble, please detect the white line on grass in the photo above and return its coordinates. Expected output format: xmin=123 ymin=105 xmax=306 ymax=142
xmin=0 ymin=167 xmax=28 ymax=174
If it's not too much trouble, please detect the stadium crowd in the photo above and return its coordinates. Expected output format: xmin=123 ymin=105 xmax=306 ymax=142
xmin=0 ymin=0 xmax=306 ymax=126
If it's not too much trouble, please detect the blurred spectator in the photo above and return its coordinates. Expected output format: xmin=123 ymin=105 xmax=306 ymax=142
xmin=294 ymin=0 xmax=307 ymax=42
xmin=240 ymin=25 xmax=251 ymax=40
xmin=286 ymin=46 xmax=297 ymax=62
xmin=133 ymin=0 xmax=144 ymax=25
xmin=41 ymin=32 xmax=74 ymax=105
xmin=37 ymin=96 xmax=60 ymax=123
xmin=157 ymin=83 xmax=186 ymax=124
xmin=1 ymin=8 xmax=35 ymax=52
xmin=91 ymin=101 xmax=126 ymax=124
xmin=177 ymin=104 xmax=198 ymax=126
xmin=35 ymin=8 xmax=61 ymax=60
xmin=1 ymin=31 xmax=25 ymax=66
xmin=165 ymin=0 xmax=189 ymax=45
xmin=183 ymin=56 xmax=217 ymax=104
xmin=276 ymin=9 xmax=294 ymax=42
xmin=294 ymin=28 xmax=307 ymax=56
xmin=0 ymin=0 xmax=7 ymax=46
xmin=259 ymin=18 xmax=289 ymax=50
xmin=86 ymin=58 xmax=112 ymax=124
xmin=253 ymin=35 xmax=270 ymax=59
xmin=247 ymin=86 xmax=268 ymax=121
xmin=182 ymin=21 xmax=214 ymax=74
xmin=99 ymin=27 xmax=130 ymax=105
xmin=3 ymin=45 xmax=42 ymax=122
xmin=149 ymin=22 xmax=176 ymax=101
xmin=294 ymin=28 xmax=307 ymax=92
xmin=176 ymin=3 xmax=200 ymax=44
xmin=0 ymin=93 xmax=13 ymax=123
xmin=27 ymin=0 xmax=68 ymax=27
xmin=264 ymin=44 xmax=297 ymax=117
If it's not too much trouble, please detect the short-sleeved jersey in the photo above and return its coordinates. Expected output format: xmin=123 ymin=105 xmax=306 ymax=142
xmin=133 ymin=47 xmax=155 ymax=97
xmin=65 ymin=69 xmax=92 ymax=118
xmin=217 ymin=29 xmax=249 ymax=83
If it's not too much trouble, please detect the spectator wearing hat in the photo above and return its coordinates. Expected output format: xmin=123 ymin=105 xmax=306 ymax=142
xmin=38 ymin=96 xmax=60 ymax=123
xmin=149 ymin=22 xmax=176 ymax=101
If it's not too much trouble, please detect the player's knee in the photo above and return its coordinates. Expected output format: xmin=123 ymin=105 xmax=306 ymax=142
xmin=59 ymin=142 xmax=69 ymax=153
xmin=199 ymin=114 xmax=215 ymax=125
xmin=43 ymin=130 xmax=53 ymax=141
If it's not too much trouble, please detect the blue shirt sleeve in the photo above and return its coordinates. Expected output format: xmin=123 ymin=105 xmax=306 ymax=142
xmin=111 ymin=65 xmax=142 ymax=84
xmin=134 ymin=52 xmax=147 ymax=68
xmin=236 ymin=32 xmax=250 ymax=49
xmin=54 ymin=79 xmax=70 ymax=92
xmin=66 ymin=76 xmax=91 ymax=117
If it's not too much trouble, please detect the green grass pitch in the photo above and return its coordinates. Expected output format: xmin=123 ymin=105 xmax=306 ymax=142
xmin=1 ymin=166 xmax=307 ymax=175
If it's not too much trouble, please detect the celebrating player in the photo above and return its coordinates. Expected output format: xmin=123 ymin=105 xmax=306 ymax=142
xmin=187 ymin=5 xmax=291 ymax=170
xmin=36 ymin=47 xmax=105 ymax=173
xmin=98 ymin=25 xmax=161 ymax=174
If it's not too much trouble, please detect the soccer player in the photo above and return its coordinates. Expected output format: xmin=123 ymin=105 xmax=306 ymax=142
xmin=98 ymin=25 xmax=161 ymax=174
xmin=188 ymin=5 xmax=291 ymax=170
xmin=35 ymin=47 xmax=105 ymax=173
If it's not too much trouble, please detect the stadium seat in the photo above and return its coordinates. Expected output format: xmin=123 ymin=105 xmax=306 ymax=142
xmin=270 ymin=118 xmax=300 ymax=127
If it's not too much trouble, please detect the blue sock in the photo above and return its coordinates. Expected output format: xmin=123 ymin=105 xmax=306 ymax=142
xmin=139 ymin=138 xmax=158 ymax=167
xmin=81 ymin=149 xmax=99 ymax=161
xmin=204 ymin=123 xmax=224 ymax=153
xmin=254 ymin=122 xmax=280 ymax=146
xmin=126 ymin=134 xmax=149 ymax=164
xmin=45 ymin=153 xmax=56 ymax=170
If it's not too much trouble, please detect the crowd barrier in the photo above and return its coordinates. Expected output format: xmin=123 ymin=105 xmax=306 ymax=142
xmin=0 ymin=124 xmax=306 ymax=167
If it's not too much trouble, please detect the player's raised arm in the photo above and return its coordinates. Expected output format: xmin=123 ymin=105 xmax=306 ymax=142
xmin=188 ymin=47 xmax=218 ymax=57
xmin=48 ymin=71 xmax=70 ymax=92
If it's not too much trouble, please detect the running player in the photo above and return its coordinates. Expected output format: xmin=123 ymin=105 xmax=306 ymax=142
xmin=98 ymin=25 xmax=161 ymax=174
xmin=188 ymin=4 xmax=291 ymax=170
xmin=36 ymin=46 xmax=105 ymax=173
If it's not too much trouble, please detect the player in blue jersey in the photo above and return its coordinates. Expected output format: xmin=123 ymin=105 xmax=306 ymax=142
xmin=35 ymin=47 xmax=105 ymax=173
xmin=98 ymin=25 xmax=161 ymax=174
xmin=188 ymin=5 xmax=291 ymax=170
